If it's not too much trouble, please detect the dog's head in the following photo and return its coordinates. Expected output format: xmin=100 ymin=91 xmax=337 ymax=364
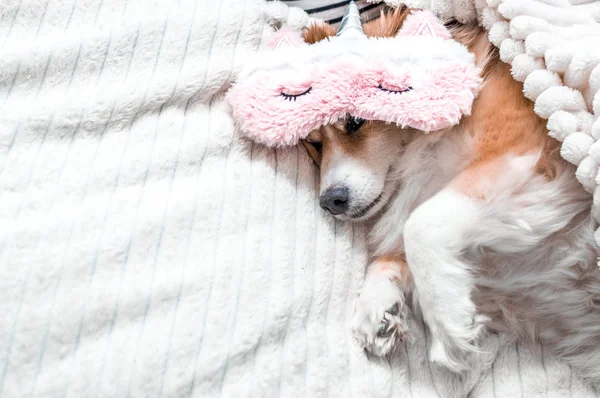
xmin=227 ymin=6 xmax=492 ymax=221
xmin=302 ymin=116 xmax=411 ymax=221
xmin=300 ymin=8 xmax=414 ymax=221
xmin=300 ymin=8 xmax=493 ymax=221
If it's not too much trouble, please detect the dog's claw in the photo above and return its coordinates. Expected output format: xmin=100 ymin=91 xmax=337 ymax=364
xmin=377 ymin=319 xmax=393 ymax=338
xmin=352 ymin=278 xmax=411 ymax=357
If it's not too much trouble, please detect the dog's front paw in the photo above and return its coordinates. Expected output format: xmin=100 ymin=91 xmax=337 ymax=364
xmin=352 ymin=276 xmax=411 ymax=357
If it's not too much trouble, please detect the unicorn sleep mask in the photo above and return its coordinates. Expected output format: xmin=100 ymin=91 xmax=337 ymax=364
xmin=227 ymin=4 xmax=481 ymax=147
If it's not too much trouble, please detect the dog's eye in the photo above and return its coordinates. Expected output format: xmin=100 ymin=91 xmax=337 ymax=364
xmin=378 ymin=84 xmax=413 ymax=94
xmin=345 ymin=116 xmax=365 ymax=134
xmin=280 ymin=87 xmax=312 ymax=102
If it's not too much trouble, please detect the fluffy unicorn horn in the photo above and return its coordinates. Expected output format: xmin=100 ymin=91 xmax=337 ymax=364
xmin=336 ymin=1 xmax=366 ymax=39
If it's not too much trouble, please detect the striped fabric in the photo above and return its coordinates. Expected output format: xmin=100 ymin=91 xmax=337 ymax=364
xmin=0 ymin=0 xmax=594 ymax=397
xmin=279 ymin=0 xmax=387 ymax=25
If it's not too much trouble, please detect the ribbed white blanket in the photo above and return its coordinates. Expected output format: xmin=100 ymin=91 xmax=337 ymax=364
xmin=0 ymin=0 xmax=597 ymax=396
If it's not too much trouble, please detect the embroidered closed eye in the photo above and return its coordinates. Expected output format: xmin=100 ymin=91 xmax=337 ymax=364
xmin=281 ymin=87 xmax=312 ymax=101
xmin=378 ymin=84 xmax=413 ymax=94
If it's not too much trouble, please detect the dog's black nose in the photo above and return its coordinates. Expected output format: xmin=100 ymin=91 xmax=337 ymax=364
xmin=320 ymin=186 xmax=350 ymax=215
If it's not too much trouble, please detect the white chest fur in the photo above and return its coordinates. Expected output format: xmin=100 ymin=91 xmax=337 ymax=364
xmin=369 ymin=128 xmax=474 ymax=256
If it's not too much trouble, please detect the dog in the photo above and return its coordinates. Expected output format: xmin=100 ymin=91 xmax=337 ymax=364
xmin=301 ymin=7 xmax=600 ymax=382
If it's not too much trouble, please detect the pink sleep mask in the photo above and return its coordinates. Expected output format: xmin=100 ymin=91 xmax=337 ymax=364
xmin=227 ymin=6 xmax=482 ymax=147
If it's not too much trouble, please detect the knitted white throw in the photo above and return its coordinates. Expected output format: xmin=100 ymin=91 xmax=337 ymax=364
xmin=381 ymin=0 xmax=600 ymax=247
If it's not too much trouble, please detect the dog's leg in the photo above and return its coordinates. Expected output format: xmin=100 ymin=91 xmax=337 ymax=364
xmin=352 ymin=256 xmax=413 ymax=356
xmin=404 ymin=188 xmax=489 ymax=373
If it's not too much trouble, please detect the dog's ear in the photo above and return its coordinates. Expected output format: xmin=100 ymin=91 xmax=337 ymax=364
xmin=302 ymin=23 xmax=336 ymax=44
xmin=363 ymin=6 xmax=412 ymax=38
xmin=301 ymin=140 xmax=322 ymax=167
xmin=396 ymin=10 xmax=451 ymax=39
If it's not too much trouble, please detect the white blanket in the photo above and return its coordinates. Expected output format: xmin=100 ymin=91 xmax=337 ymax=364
xmin=0 ymin=0 xmax=597 ymax=396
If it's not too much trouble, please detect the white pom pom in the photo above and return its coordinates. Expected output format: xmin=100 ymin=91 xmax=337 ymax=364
xmin=592 ymin=199 xmax=600 ymax=223
xmin=497 ymin=1 xmax=520 ymax=19
xmin=489 ymin=21 xmax=509 ymax=47
xmin=561 ymin=132 xmax=594 ymax=166
xmin=452 ymin=1 xmax=478 ymax=23
xmin=523 ymin=69 xmax=562 ymax=101
xmin=594 ymin=227 xmax=600 ymax=249
xmin=578 ymin=111 xmax=595 ymax=135
xmin=511 ymin=54 xmax=544 ymax=82
xmin=500 ymin=39 xmax=525 ymax=63
xmin=594 ymin=92 xmax=600 ymax=116
xmin=265 ymin=2 xmax=310 ymax=28
xmin=546 ymin=46 xmax=574 ymax=74
xmin=535 ymin=86 xmax=587 ymax=118
xmin=525 ymin=32 xmax=558 ymax=57
xmin=594 ymin=185 xmax=600 ymax=207
xmin=480 ymin=7 xmax=503 ymax=30
xmin=564 ymin=52 xmax=600 ymax=89
xmin=288 ymin=8 xmax=312 ymax=27
xmin=510 ymin=16 xmax=550 ymax=40
xmin=474 ymin=0 xmax=488 ymax=11
xmin=576 ymin=155 xmax=598 ymax=193
xmin=588 ymin=140 xmax=600 ymax=163
xmin=592 ymin=119 xmax=600 ymax=140
xmin=547 ymin=111 xmax=578 ymax=141
xmin=593 ymin=193 xmax=600 ymax=225
xmin=590 ymin=64 xmax=600 ymax=99
xmin=592 ymin=204 xmax=600 ymax=224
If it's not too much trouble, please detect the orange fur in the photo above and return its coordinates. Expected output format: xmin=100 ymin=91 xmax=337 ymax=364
xmin=363 ymin=6 xmax=412 ymax=37
xmin=452 ymin=60 xmax=561 ymax=197
xmin=450 ymin=157 xmax=508 ymax=200
xmin=302 ymin=23 xmax=336 ymax=44
xmin=465 ymin=62 xmax=558 ymax=176
xmin=375 ymin=255 xmax=412 ymax=286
